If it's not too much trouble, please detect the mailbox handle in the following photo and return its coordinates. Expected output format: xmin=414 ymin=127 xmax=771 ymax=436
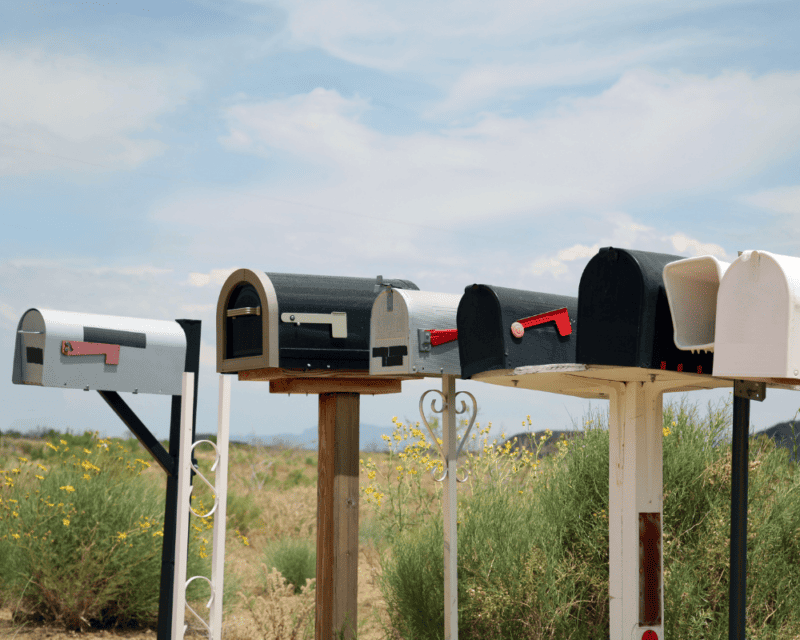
xmin=227 ymin=306 xmax=261 ymax=318
xmin=511 ymin=307 xmax=572 ymax=338
xmin=61 ymin=340 xmax=121 ymax=365
xmin=280 ymin=312 xmax=348 ymax=338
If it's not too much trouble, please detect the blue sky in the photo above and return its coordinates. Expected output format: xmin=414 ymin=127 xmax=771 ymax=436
xmin=3 ymin=0 xmax=800 ymax=445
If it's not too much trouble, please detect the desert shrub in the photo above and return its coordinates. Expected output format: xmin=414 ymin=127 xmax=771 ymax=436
xmin=227 ymin=492 xmax=264 ymax=535
xmin=264 ymin=537 xmax=317 ymax=594
xmin=379 ymin=398 xmax=800 ymax=639
xmin=0 ymin=433 xmax=209 ymax=631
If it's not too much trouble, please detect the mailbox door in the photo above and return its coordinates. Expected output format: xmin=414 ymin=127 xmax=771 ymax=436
xmin=577 ymin=247 xmax=714 ymax=374
xmin=370 ymin=289 xmax=412 ymax=375
xmin=457 ymin=285 xmax=577 ymax=379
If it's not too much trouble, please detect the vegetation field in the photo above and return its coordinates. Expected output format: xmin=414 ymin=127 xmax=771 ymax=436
xmin=1 ymin=396 xmax=799 ymax=639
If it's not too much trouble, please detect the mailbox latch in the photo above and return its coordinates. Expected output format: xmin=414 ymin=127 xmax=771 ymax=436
xmin=61 ymin=341 xmax=121 ymax=365
xmin=281 ymin=312 xmax=348 ymax=338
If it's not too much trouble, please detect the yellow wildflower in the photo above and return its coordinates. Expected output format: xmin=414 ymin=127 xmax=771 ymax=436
xmin=60 ymin=485 xmax=75 ymax=493
xmin=63 ymin=519 xmax=70 ymax=526
xmin=35 ymin=475 xmax=44 ymax=481
xmin=117 ymin=532 xmax=127 ymax=541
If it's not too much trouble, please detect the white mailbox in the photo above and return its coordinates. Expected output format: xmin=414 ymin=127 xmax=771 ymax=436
xmin=713 ymin=250 xmax=800 ymax=381
xmin=663 ymin=255 xmax=731 ymax=352
xmin=12 ymin=308 xmax=187 ymax=395
xmin=370 ymin=289 xmax=462 ymax=377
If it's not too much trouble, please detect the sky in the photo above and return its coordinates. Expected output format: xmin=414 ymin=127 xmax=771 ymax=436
xmin=2 ymin=0 xmax=800 ymax=448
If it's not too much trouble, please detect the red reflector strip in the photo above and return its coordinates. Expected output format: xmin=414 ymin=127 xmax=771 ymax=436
xmin=639 ymin=512 xmax=662 ymax=626
xmin=61 ymin=340 xmax=121 ymax=365
xmin=512 ymin=308 xmax=571 ymax=337
xmin=428 ymin=329 xmax=458 ymax=347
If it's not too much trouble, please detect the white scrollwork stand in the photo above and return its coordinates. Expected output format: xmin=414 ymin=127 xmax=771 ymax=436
xmin=418 ymin=374 xmax=477 ymax=640
xmin=173 ymin=373 xmax=231 ymax=639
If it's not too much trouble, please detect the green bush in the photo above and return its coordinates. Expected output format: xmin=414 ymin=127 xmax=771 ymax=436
xmin=264 ymin=537 xmax=317 ymax=594
xmin=0 ymin=433 xmax=208 ymax=631
xmin=379 ymin=398 xmax=800 ymax=639
xmin=227 ymin=491 xmax=263 ymax=535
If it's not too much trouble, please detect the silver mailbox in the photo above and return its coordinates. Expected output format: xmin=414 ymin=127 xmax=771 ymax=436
xmin=370 ymin=289 xmax=462 ymax=377
xmin=12 ymin=308 xmax=187 ymax=395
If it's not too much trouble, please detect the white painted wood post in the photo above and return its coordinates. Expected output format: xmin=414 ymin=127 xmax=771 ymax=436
xmin=608 ymin=380 xmax=679 ymax=640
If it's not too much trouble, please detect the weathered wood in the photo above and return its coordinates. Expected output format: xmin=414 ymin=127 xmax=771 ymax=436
xmin=239 ymin=367 xmax=369 ymax=381
xmin=316 ymin=393 xmax=359 ymax=640
xmin=269 ymin=377 xmax=401 ymax=395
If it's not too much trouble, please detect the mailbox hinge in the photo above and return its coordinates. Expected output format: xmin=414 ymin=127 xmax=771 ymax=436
xmin=281 ymin=312 xmax=348 ymax=338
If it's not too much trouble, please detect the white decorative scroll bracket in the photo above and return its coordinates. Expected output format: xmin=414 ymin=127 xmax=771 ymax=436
xmin=418 ymin=386 xmax=478 ymax=483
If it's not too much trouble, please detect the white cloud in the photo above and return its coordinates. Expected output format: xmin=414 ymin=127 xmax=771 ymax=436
xmin=557 ymin=244 xmax=601 ymax=262
xmin=218 ymin=70 xmax=800 ymax=227
xmin=667 ymin=233 xmax=730 ymax=259
xmin=187 ymin=269 xmax=238 ymax=288
xmin=266 ymin=0 xmax=745 ymax=73
xmin=0 ymin=49 xmax=200 ymax=175
xmin=742 ymin=186 xmax=800 ymax=215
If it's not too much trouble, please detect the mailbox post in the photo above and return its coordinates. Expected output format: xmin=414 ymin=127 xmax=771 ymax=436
xmin=11 ymin=309 xmax=218 ymax=640
xmin=370 ymin=287 xmax=476 ymax=640
xmin=217 ymin=270 xmax=419 ymax=640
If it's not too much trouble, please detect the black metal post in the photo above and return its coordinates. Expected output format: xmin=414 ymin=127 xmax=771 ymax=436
xmin=729 ymin=389 xmax=750 ymax=640
xmin=157 ymin=320 xmax=201 ymax=640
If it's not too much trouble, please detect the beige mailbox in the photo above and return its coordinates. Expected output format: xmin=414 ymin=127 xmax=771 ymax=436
xmin=713 ymin=250 xmax=800 ymax=381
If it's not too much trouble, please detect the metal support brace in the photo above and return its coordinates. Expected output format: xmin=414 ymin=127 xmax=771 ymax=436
xmin=419 ymin=374 xmax=478 ymax=640
xmin=173 ymin=374 xmax=231 ymax=639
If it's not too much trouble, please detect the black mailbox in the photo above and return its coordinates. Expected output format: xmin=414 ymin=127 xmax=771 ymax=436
xmin=576 ymin=247 xmax=714 ymax=374
xmin=457 ymin=284 xmax=577 ymax=380
xmin=217 ymin=269 xmax=418 ymax=374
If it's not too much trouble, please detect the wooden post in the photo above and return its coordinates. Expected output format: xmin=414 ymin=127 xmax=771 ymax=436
xmin=317 ymin=392 xmax=360 ymax=640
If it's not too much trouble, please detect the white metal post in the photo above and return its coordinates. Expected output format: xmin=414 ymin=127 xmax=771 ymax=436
xmin=172 ymin=373 xmax=232 ymax=640
xmin=172 ymin=372 xmax=195 ymax=639
xmin=210 ymin=374 xmax=231 ymax=638
xmin=419 ymin=376 xmax=477 ymax=640
xmin=442 ymin=374 xmax=458 ymax=640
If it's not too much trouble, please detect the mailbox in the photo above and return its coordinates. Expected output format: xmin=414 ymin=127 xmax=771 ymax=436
xmin=369 ymin=289 xmax=462 ymax=377
xmin=12 ymin=308 xmax=187 ymax=395
xmin=456 ymin=284 xmax=577 ymax=380
xmin=576 ymin=247 xmax=714 ymax=374
xmin=713 ymin=250 xmax=800 ymax=381
xmin=217 ymin=270 xmax=418 ymax=374
xmin=662 ymin=255 xmax=730 ymax=352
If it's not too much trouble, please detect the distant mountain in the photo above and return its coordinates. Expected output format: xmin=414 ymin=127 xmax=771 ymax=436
xmin=209 ymin=423 xmax=398 ymax=452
